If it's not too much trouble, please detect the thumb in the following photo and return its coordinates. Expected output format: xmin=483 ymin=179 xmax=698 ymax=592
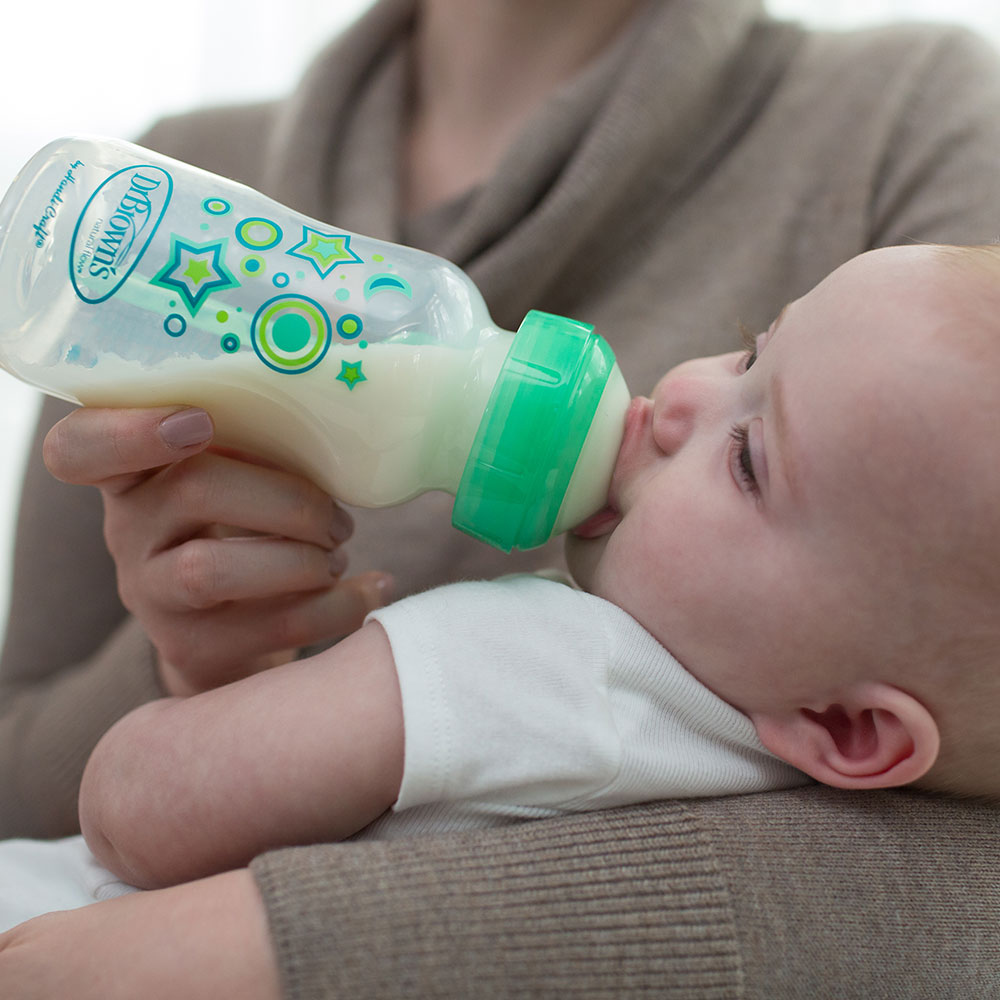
xmin=43 ymin=405 xmax=214 ymax=491
xmin=350 ymin=570 xmax=395 ymax=614
xmin=327 ymin=571 xmax=395 ymax=632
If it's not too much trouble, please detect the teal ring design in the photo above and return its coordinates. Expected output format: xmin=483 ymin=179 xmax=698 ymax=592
xmin=164 ymin=313 xmax=187 ymax=337
xmin=236 ymin=217 xmax=283 ymax=251
xmin=336 ymin=313 xmax=363 ymax=339
xmin=250 ymin=294 xmax=332 ymax=374
xmin=202 ymin=197 xmax=232 ymax=216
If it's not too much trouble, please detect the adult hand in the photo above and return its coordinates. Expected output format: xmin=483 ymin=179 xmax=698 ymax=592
xmin=43 ymin=405 xmax=392 ymax=694
xmin=0 ymin=869 xmax=282 ymax=1000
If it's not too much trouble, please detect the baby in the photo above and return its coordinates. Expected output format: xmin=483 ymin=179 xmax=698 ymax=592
xmin=75 ymin=242 xmax=1000 ymax=891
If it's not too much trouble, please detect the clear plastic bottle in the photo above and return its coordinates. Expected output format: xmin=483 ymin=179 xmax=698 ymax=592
xmin=0 ymin=136 xmax=629 ymax=551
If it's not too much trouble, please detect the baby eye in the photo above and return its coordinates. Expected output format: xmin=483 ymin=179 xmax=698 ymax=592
xmin=729 ymin=425 xmax=759 ymax=497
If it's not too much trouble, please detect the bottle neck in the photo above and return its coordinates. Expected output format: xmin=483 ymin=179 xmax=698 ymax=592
xmin=550 ymin=361 xmax=630 ymax=534
xmin=452 ymin=311 xmax=625 ymax=552
xmin=425 ymin=328 xmax=514 ymax=491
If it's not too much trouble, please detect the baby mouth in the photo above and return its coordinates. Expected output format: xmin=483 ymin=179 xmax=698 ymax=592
xmin=571 ymin=395 xmax=648 ymax=539
xmin=571 ymin=503 xmax=621 ymax=538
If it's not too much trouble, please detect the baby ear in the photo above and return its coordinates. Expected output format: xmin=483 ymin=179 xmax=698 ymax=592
xmin=750 ymin=684 xmax=940 ymax=789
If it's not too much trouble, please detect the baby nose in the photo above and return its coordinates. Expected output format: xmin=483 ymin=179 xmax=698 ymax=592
xmin=651 ymin=361 xmax=721 ymax=455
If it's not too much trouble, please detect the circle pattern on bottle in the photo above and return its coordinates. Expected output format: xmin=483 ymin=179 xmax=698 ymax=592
xmin=241 ymin=254 xmax=266 ymax=277
xmin=236 ymin=217 xmax=283 ymax=251
xmin=336 ymin=313 xmax=363 ymax=339
xmin=202 ymin=197 xmax=232 ymax=216
xmin=164 ymin=314 xmax=187 ymax=337
xmin=251 ymin=294 xmax=332 ymax=373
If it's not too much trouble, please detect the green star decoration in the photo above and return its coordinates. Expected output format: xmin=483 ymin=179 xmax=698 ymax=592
xmin=150 ymin=235 xmax=239 ymax=317
xmin=182 ymin=258 xmax=212 ymax=284
xmin=336 ymin=360 xmax=367 ymax=390
xmin=287 ymin=227 xmax=363 ymax=279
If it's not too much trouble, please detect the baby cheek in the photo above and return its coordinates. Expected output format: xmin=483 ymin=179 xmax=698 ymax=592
xmin=591 ymin=512 xmax=684 ymax=633
xmin=602 ymin=491 xmax=745 ymax=656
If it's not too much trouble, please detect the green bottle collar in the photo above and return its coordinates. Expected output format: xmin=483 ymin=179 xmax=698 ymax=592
xmin=452 ymin=310 xmax=616 ymax=552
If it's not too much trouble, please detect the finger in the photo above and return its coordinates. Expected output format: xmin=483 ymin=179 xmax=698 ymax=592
xmin=139 ymin=453 xmax=353 ymax=551
xmin=249 ymin=570 xmax=394 ymax=650
xmin=273 ymin=569 xmax=394 ymax=641
xmin=43 ymin=406 xmax=214 ymax=490
xmin=144 ymin=536 xmax=350 ymax=612
xmin=154 ymin=572 xmax=394 ymax=687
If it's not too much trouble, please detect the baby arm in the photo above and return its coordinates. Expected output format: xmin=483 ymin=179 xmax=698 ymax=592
xmin=79 ymin=622 xmax=403 ymax=889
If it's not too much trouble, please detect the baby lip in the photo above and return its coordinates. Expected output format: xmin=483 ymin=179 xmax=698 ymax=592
xmin=571 ymin=504 xmax=621 ymax=538
xmin=608 ymin=396 xmax=652 ymax=499
xmin=570 ymin=397 xmax=648 ymax=538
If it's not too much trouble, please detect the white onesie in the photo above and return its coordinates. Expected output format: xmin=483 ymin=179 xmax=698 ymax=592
xmin=358 ymin=575 xmax=808 ymax=839
xmin=0 ymin=575 xmax=808 ymax=929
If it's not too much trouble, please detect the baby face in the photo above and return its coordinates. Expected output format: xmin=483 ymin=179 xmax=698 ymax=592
xmin=566 ymin=245 xmax=995 ymax=715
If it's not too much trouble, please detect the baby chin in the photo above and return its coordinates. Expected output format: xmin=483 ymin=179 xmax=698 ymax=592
xmin=563 ymin=529 xmax=611 ymax=593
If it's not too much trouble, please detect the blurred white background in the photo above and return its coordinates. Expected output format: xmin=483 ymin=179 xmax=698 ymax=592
xmin=0 ymin=0 xmax=998 ymax=649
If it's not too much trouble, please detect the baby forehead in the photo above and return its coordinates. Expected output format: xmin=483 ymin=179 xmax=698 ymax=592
xmin=847 ymin=245 xmax=1000 ymax=353
xmin=791 ymin=247 xmax=1000 ymax=385
xmin=779 ymin=246 xmax=1000 ymax=594
xmin=782 ymin=314 xmax=995 ymax=517
xmin=801 ymin=337 xmax=989 ymax=475
xmin=925 ymin=250 xmax=1000 ymax=365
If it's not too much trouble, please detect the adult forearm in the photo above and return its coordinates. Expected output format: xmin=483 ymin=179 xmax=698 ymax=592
xmin=0 ymin=617 xmax=162 ymax=838
xmin=250 ymin=802 xmax=738 ymax=999
xmin=0 ymin=868 xmax=282 ymax=1000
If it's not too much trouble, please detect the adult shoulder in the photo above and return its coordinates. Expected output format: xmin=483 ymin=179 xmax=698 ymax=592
xmin=744 ymin=17 xmax=1000 ymax=252
xmin=781 ymin=16 xmax=1000 ymax=87
xmin=137 ymin=100 xmax=281 ymax=192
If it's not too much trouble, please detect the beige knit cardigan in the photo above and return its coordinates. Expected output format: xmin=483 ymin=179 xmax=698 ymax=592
xmin=3 ymin=0 xmax=1000 ymax=995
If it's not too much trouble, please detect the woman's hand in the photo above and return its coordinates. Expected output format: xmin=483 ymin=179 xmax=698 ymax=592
xmin=43 ymin=405 xmax=391 ymax=694
xmin=0 ymin=869 xmax=282 ymax=1000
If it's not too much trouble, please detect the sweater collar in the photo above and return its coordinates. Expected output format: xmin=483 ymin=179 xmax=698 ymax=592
xmin=263 ymin=0 xmax=795 ymax=326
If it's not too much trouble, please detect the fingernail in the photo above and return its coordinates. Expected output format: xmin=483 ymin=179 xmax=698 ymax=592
xmin=328 ymin=548 xmax=349 ymax=577
xmin=159 ymin=409 xmax=213 ymax=449
xmin=329 ymin=505 xmax=354 ymax=543
xmin=372 ymin=573 xmax=394 ymax=605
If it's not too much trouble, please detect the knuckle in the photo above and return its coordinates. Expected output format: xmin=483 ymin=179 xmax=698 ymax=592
xmin=163 ymin=458 xmax=215 ymax=514
xmin=173 ymin=541 xmax=225 ymax=609
xmin=288 ymin=479 xmax=326 ymax=537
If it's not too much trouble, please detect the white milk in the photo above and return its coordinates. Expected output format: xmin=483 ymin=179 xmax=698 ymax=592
xmin=553 ymin=364 xmax=630 ymax=534
xmin=58 ymin=337 xmax=513 ymax=508
xmin=55 ymin=331 xmax=628 ymax=532
xmin=0 ymin=136 xmax=630 ymax=549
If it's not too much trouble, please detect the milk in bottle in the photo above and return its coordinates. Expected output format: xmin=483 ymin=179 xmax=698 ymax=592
xmin=0 ymin=137 xmax=629 ymax=551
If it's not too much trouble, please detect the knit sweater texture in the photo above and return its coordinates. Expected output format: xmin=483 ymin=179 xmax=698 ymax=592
xmin=3 ymin=0 xmax=1000 ymax=995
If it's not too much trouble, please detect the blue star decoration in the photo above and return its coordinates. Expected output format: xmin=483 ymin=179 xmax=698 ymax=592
xmin=150 ymin=235 xmax=239 ymax=316
xmin=287 ymin=227 xmax=363 ymax=279
xmin=336 ymin=359 xmax=367 ymax=390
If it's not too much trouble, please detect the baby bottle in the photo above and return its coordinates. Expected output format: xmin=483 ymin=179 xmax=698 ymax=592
xmin=0 ymin=137 xmax=629 ymax=552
